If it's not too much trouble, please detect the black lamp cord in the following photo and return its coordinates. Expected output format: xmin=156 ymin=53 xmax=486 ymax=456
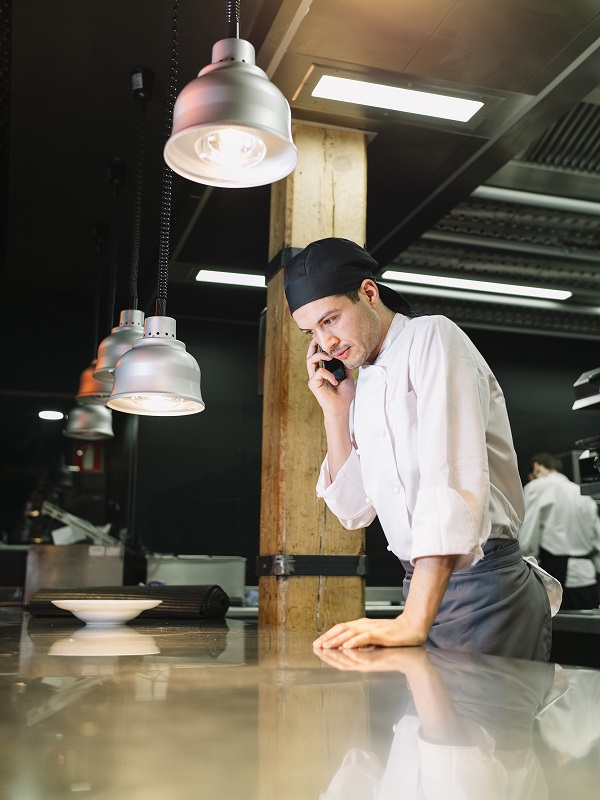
xmin=92 ymin=225 xmax=106 ymax=359
xmin=106 ymin=163 xmax=124 ymax=334
xmin=155 ymin=0 xmax=240 ymax=318
xmin=226 ymin=0 xmax=241 ymax=38
xmin=129 ymin=94 xmax=147 ymax=311
xmin=156 ymin=0 xmax=179 ymax=318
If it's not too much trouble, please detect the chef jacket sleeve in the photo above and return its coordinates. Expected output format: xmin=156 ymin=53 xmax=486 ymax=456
xmin=407 ymin=317 xmax=495 ymax=567
xmin=316 ymin=449 xmax=378 ymax=529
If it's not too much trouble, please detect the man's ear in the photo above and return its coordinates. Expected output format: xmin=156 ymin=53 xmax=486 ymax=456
xmin=360 ymin=278 xmax=379 ymax=306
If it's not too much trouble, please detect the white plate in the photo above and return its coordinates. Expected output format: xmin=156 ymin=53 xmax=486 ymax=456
xmin=50 ymin=598 xmax=163 ymax=625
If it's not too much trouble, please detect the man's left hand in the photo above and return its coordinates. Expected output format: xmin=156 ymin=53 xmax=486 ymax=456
xmin=313 ymin=615 xmax=428 ymax=650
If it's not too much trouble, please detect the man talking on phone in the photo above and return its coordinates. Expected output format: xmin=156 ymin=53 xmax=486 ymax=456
xmin=284 ymin=237 xmax=561 ymax=660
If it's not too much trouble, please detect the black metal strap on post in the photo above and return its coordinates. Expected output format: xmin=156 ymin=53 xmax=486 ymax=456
xmin=256 ymin=554 xmax=368 ymax=577
xmin=265 ymin=246 xmax=303 ymax=283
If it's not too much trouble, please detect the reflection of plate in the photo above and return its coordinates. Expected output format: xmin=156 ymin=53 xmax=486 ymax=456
xmin=48 ymin=625 xmax=160 ymax=656
xmin=51 ymin=599 xmax=163 ymax=625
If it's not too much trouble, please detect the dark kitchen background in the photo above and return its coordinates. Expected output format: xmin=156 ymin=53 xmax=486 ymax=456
xmin=3 ymin=0 xmax=600 ymax=587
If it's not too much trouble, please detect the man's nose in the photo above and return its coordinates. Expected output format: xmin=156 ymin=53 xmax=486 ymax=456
xmin=316 ymin=331 xmax=338 ymax=354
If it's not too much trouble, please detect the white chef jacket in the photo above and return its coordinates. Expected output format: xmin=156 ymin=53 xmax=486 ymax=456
xmin=519 ymin=472 xmax=600 ymax=588
xmin=317 ymin=314 xmax=525 ymax=570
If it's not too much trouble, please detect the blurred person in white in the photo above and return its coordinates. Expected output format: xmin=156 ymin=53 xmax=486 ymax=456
xmin=520 ymin=452 xmax=600 ymax=610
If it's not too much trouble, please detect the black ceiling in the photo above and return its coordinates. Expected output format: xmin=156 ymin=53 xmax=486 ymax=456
xmin=4 ymin=0 xmax=600 ymax=374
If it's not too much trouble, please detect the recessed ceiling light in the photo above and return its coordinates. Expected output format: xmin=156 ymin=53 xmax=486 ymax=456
xmin=312 ymin=75 xmax=483 ymax=122
xmin=196 ymin=269 xmax=266 ymax=288
xmin=39 ymin=410 xmax=65 ymax=421
xmin=381 ymin=270 xmax=572 ymax=301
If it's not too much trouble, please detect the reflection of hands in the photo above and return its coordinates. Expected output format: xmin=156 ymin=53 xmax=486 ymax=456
xmin=315 ymin=644 xmax=430 ymax=674
xmin=317 ymin=645 xmax=484 ymax=746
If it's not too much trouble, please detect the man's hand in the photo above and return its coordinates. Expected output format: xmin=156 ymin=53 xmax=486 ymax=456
xmin=306 ymin=340 xmax=354 ymax=417
xmin=313 ymin=615 xmax=429 ymax=650
xmin=313 ymin=554 xmax=458 ymax=650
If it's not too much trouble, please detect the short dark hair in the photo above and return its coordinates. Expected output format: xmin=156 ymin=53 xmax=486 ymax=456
xmin=340 ymin=289 xmax=360 ymax=303
xmin=339 ymin=287 xmax=422 ymax=317
xmin=530 ymin=452 xmax=563 ymax=472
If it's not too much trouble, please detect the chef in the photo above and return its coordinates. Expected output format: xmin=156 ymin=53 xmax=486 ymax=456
xmin=284 ymin=237 xmax=561 ymax=659
xmin=519 ymin=451 xmax=600 ymax=610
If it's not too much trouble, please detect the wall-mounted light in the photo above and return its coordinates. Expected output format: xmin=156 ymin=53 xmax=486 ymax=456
xmin=163 ymin=1 xmax=297 ymax=187
xmin=573 ymin=368 xmax=600 ymax=411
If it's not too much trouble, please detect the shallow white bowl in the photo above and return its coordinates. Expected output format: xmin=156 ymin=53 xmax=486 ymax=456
xmin=50 ymin=598 xmax=163 ymax=625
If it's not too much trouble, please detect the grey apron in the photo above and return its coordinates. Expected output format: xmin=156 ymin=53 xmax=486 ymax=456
xmin=401 ymin=539 xmax=552 ymax=661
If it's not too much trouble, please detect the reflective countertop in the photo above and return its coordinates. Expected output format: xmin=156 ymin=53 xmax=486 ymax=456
xmin=1 ymin=608 xmax=599 ymax=799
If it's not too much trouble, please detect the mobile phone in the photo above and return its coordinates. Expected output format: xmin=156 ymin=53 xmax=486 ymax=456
xmin=319 ymin=347 xmax=346 ymax=381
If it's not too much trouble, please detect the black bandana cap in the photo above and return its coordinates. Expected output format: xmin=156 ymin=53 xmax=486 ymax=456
xmin=283 ymin=238 xmax=413 ymax=315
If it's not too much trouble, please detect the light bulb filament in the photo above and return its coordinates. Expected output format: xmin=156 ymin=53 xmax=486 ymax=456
xmin=195 ymin=128 xmax=267 ymax=171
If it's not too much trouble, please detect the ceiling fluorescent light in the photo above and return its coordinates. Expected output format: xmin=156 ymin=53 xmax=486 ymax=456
xmin=379 ymin=282 xmax=582 ymax=313
xmin=39 ymin=411 xmax=65 ymax=421
xmin=312 ymin=76 xmax=483 ymax=122
xmin=381 ymin=270 xmax=572 ymax=301
xmin=196 ymin=269 xmax=266 ymax=288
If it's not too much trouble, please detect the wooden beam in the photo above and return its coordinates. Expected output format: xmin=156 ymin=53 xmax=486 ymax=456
xmin=259 ymin=123 xmax=367 ymax=631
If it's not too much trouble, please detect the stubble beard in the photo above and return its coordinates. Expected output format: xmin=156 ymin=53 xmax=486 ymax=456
xmin=339 ymin=303 xmax=383 ymax=369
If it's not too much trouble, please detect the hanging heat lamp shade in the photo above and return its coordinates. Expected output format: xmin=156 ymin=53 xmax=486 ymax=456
xmin=94 ymin=308 xmax=145 ymax=382
xmin=76 ymin=359 xmax=114 ymax=405
xmin=64 ymin=403 xmax=114 ymax=440
xmin=107 ymin=316 xmax=204 ymax=416
xmin=163 ymin=38 xmax=297 ymax=188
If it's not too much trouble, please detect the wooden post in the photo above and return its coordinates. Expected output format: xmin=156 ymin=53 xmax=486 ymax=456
xmin=259 ymin=124 xmax=368 ymax=630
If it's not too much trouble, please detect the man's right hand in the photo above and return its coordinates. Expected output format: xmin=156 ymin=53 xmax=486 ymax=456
xmin=306 ymin=340 xmax=355 ymax=417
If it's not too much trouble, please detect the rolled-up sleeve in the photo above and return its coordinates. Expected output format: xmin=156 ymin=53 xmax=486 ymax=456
xmin=316 ymin=449 xmax=377 ymax=529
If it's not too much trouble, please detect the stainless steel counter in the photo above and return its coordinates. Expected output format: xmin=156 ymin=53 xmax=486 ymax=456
xmin=1 ymin=608 xmax=599 ymax=799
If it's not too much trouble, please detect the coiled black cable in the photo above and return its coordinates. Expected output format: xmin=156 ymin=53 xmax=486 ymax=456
xmin=156 ymin=0 xmax=179 ymax=317
xmin=226 ymin=0 xmax=241 ymax=38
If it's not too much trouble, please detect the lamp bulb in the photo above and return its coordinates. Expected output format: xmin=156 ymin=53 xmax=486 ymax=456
xmin=109 ymin=393 xmax=204 ymax=416
xmin=194 ymin=128 xmax=267 ymax=171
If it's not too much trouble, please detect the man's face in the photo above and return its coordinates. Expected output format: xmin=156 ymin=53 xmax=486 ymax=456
xmin=292 ymin=286 xmax=385 ymax=369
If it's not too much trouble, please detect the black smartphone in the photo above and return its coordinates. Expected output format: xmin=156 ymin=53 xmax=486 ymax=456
xmin=319 ymin=348 xmax=346 ymax=381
